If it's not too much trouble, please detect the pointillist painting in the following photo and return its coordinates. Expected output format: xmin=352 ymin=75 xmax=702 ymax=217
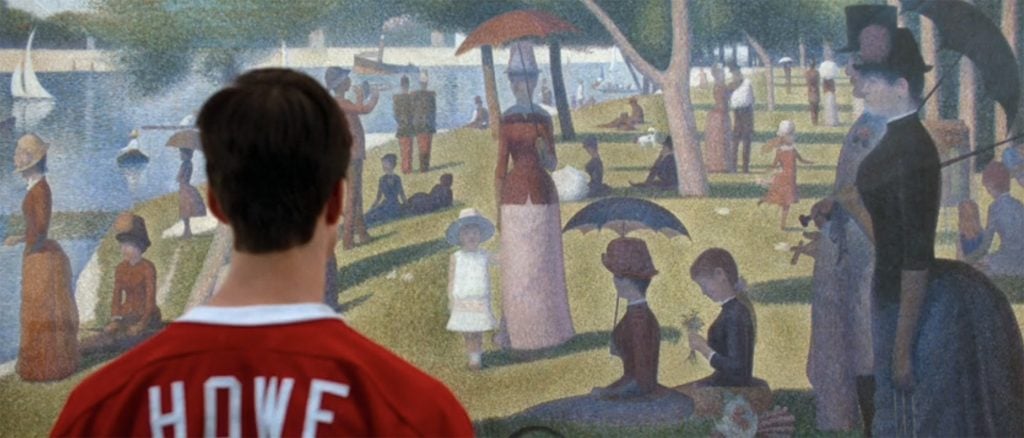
xmin=1 ymin=0 xmax=1023 ymax=435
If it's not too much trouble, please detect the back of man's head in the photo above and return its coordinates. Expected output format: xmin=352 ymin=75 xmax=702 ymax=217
xmin=198 ymin=68 xmax=352 ymax=253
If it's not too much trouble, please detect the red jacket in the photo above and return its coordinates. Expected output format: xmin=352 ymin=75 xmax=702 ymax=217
xmin=52 ymin=304 xmax=473 ymax=437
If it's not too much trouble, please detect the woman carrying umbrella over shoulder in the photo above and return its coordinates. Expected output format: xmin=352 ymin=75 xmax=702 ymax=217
xmin=845 ymin=28 xmax=1024 ymax=436
xmin=493 ymin=41 xmax=575 ymax=351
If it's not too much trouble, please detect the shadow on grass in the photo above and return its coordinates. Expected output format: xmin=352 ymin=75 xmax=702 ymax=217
xmin=748 ymin=277 xmax=813 ymax=304
xmin=426 ymin=161 xmax=465 ymax=173
xmin=573 ymin=132 xmax=643 ymax=145
xmin=483 ymin=328 xmax=681 ymax=368
xmin=339 ymin=293 xmax=373 ymax=313
xmin=338 ymin=238 xmax=449 ymax=291
xmin=709 ymin=182 xmax=831 ymax=199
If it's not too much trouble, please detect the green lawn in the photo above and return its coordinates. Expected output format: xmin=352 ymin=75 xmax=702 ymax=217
xmin=2 ymin=71 xmax=1023 ymax=437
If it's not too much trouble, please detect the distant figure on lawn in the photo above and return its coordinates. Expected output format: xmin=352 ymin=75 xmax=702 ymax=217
xmin=464 ymin=96 xmax=489 ymax=130
xmin=629 ymin=97 xmax=645 ymax=125
xmin=976 ymin=161 xmax=1024 ymax=278
xmin=599 ymin=112 xmax=636 ymax=131
xmin=365 ymin=153 xmax=406 ymax=227
xmin=403 ymin=173 xmax=454 ymax=216
xmin=758 ymin=120 xmax=813 ymax=230
xmin=582 ymin=136 xmax=611 ymax=198
xmin=631 ymin=136 xmax=677 ymax=191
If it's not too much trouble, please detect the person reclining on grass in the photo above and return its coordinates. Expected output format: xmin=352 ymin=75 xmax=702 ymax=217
xmin=631 ymin=136 xmax=678 ymax=191
xmin=52 ymin=68 xmax=473 ymax=437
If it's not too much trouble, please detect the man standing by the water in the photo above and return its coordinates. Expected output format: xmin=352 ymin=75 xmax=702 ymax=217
xmin=327 ymin=67 xmax=378 ymax=249
xmin=411 ymin=70 xmax=437 ymax=173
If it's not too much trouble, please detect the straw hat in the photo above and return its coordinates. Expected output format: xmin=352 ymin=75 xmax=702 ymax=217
xmin=446 ymin=208 xmax=495 ymax=245
xmin=114 ymin=212 xmax=151 ymax=252
xmin=602 ymin=237 xmax=658 ymax=280
xmin=14 ymin=133 xmax=49 ymax=173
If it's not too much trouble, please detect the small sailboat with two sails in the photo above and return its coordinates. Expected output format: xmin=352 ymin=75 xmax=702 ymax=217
xmin=11 ymin=29 xmax=55 ymax=131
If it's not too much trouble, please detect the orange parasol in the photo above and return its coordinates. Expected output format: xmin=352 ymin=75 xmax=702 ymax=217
xmin=454 ymin=10 xmax=578 ymax=56
xmin=165 ymin=129 xmax=201 ymax=150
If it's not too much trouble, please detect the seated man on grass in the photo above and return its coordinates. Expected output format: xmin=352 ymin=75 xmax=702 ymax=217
xmin=631 ymin=136 xmax=678 ymax=191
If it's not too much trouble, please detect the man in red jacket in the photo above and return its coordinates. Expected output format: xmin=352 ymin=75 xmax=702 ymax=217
xmin=51 ymin=68 xmax=473 ymax=437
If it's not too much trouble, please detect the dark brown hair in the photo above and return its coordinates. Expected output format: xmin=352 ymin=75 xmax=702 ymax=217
xmin=690 ymin=247 xmax=739 ymax=285
xmin=197 ymin=68 xmax=351 ymax=253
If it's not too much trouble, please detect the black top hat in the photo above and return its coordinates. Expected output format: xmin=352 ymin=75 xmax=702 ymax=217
xmin=838 ymin=5 xmax=898 ymax=53
xmin=854 ymin=28 xmax=932 ymax=76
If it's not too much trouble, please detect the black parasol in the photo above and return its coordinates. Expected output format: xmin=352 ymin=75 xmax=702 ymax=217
xmin=905 ymin=0 xmax=1020 ymax=134
xmin=563 ymin=197 xmax=689 ymax=238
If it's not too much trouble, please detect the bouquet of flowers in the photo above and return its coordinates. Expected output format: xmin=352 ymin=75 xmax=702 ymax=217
xmin=682 ymin=309 xmax=704 ymax=364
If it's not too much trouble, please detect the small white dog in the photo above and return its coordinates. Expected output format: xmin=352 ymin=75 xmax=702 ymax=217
xmin=637 ymin=127 xmax=659 ymax=147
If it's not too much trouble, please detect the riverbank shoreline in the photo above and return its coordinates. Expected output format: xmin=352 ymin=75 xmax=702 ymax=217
xmin=0 ymin=46 xmax=624 ymax=73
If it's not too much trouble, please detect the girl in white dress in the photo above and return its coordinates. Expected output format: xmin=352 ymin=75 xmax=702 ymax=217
xmin=445 ymin=208 xmax=497 ymax=370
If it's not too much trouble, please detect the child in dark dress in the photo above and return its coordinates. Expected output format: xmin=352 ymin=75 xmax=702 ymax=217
xmin=365 ymin=153 xmax=406 ymax=226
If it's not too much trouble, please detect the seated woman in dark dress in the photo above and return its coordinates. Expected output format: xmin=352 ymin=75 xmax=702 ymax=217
xmin=365 ymin=153 xmax=406 ymax=226
xmin=592 ymin=237 xmax=661 ymax=400
xmin=631 ymin=136 xmax=678 ymax=191
xmin=582 ymin=136 xmax=611 ymax=198
xmin=403 ymin=173 xmax=454 ymax=216
xmin=674 ymin=248 xmax=774 ymax=416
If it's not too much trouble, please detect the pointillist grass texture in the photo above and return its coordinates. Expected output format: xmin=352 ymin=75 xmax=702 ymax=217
xmin=2 ymin=72 xmax=1023 ymax=437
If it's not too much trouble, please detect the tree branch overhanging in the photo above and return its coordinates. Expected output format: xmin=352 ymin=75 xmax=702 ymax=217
xmin=578 ymin=0 xmax=662 ymax=82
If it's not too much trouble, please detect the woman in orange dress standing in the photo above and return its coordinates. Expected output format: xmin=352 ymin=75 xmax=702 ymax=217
xmin=4 ymin=133 xmax=79 ymax=381
xmin=493 ymin=41 xmax=575 ymax=351
xmin=759 ymin=121 xmax=812 ymax=230
xmin=703 ymin=64 xmax=735 ymax=173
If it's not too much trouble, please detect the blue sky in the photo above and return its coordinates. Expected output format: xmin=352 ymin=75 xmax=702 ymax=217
xmin=7 ymin=0 xmax=90 ymax=17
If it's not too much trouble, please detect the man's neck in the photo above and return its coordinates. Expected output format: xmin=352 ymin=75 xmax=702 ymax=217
xmin=206 ymin=242 xmax=329 ymax=307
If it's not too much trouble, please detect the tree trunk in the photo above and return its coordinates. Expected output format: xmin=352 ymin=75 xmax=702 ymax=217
xmin=480 ymin=45 xmax=501 ymax=139
xmin=663 ymin=76 xmax=709 ymax=196
xmin=888 ymin=0 xmax=906 ymax=27
xmin=580 ymin=0 xmax=708 ymax=196
xmin=959 ymin=0 xmax=983 ymax=170
xmin=745 ymin=33 xmax=774 ymax=112
xmin=799 ymin=34 xmax=806 ymax=68
xmin=548 ymin=41 xmax=575 ymax=140
xmin=920 ymin=17 xmax=941 ymax=120
xmin=719 ymin=41 xmax=725 ymax=62
xmin=623 ymin=55 xmax=642 ymax=91
xmin=996 ymin=0 xmax=1019 ymax=138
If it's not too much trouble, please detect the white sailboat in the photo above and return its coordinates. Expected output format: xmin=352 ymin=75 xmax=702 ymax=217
xmin=11 ymin=29 xmax=54 ymax=100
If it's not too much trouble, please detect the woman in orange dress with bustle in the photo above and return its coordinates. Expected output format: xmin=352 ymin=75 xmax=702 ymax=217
xmin=703 ymin=64 xmax=735 ymax=173
xmin=759 ymin=120 xmax=812 ymax=230
xmin=4 ymin=133 xmax=79 ymax=381
xmin=493 ymin=41 xmax=575 ymax=351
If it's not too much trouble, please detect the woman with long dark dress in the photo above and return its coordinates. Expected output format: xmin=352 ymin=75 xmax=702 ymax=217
xmin=842 ymin=29 xmax=1024 ymax=436
xmin=4 ymin=134 xmax=79 ymax=381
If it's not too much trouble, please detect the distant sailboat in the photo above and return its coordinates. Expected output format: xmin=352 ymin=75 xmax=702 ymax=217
xmin=280 ymin=40 xmax=289 ymax=67
xmin=11 ymin=29 xmax=54 ymax=100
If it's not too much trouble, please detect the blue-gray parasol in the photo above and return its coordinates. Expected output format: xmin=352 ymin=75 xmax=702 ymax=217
xmin=562 ymin=197 xmax=689 ymax=238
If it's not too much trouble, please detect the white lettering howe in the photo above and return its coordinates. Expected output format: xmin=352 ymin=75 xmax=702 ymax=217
xmin=254 ymin=377 xmax=295 ymax=438
xmin=302 ymin=379 xmax=351 ymax=438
